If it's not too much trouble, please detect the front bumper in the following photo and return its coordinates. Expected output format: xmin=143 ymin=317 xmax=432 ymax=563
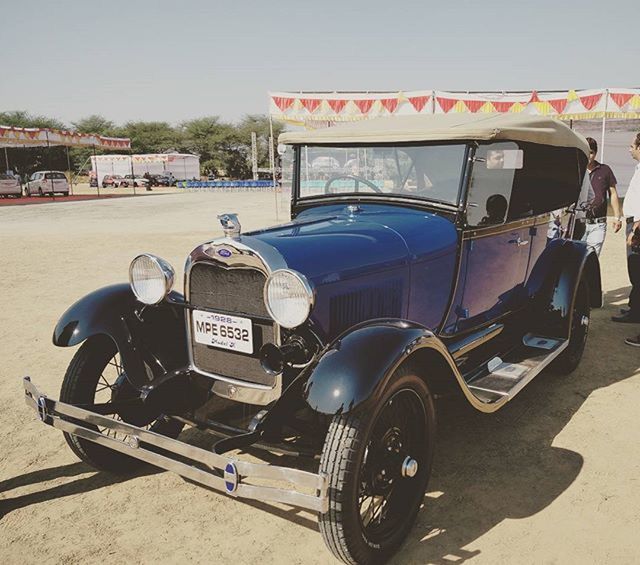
xmin=23 ymin=377 xmax=328 ymax=513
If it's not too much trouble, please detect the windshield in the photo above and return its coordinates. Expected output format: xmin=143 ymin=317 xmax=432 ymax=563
xmin=45 ymin=172 xmax=66 ymax=180
xmin=296 ymin=144 xmax=467 ymax=205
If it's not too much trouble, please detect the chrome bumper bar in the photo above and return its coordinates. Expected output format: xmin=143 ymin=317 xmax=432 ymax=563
xmin=23 ymin=377 xmax=328 ymax=513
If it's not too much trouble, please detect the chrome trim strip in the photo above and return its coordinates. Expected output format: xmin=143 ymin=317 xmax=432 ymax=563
xmin=23 ymin=378 xmax=328 ymax=513
xmin=450 ymin=323 xmax=504 ymax=359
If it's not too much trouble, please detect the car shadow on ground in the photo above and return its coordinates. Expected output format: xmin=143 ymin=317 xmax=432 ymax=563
xmin=0 ymin=462 xmax=160 ymax=520
xmin=391 ymin=286 xmax=639 ymax=563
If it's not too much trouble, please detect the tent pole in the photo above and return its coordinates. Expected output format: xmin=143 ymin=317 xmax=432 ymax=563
xmin=600 ymin=89 xmax=609 ymax=162
xmin=129 ymin=149 xmax=136 ymax=196
xmin=4 ymin=147 xmax=9 ymax=172
xmin=46 ymin=130 xmax=55 ymax=201
xmin=93 ymin=145 xmax=100 ymax=197
xmin=269 ymin=114 xmax=279 ymax=221
xmin=66 ymin=145 xmax=73 ymax=195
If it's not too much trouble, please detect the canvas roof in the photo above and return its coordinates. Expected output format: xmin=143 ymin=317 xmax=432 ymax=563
xmin=279 ymin=113 xmax=589 ymax=155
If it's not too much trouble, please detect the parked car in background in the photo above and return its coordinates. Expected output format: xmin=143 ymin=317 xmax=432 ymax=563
xmin=24 ymin=114 xmax=600 ymax=564
xmin=121 ymin=174 xmax=149 ymax=188
xmin=25 ymin=171 xmax=70 ymax=196
xmin=102 ymin=174 xmax=124 ymax=188
xmin=148 ymin=173 xmax=172 ymax=187
xmin=0 ymin=173 xmax=22 ymax=197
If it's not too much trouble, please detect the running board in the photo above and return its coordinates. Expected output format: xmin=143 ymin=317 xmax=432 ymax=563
xmin=467 ymin=334 xmax=568 ymax=405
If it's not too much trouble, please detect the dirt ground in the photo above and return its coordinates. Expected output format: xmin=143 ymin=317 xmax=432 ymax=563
xmin=1 ymin=191 xmax=639 ymax=564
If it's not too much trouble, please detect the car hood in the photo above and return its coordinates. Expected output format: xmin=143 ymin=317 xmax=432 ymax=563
xmin=246 ymin=203 xmax=458 ymax=285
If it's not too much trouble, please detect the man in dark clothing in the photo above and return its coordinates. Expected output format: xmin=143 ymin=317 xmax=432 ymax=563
xmin=576 ymin=137 xmax=623 ymax=256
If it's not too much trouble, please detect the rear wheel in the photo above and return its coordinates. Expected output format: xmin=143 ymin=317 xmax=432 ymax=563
xmin=60 ymin=335 xmax=183 ymax=472
xmin=319 ymin=367 xmax=435 ymax=564
xmin=551 ymin=278 xmax=590 ymax=375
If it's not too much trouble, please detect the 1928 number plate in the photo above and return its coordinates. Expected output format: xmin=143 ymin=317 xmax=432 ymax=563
xmin=192 ymin=310 xmax=253 ymax=354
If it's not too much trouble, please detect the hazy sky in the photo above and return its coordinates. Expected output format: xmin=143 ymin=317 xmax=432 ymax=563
xmin=1 ymin=0 xmax=638 ymax=126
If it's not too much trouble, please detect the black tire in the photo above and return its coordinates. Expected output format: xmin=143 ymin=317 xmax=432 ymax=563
xmin=319 ymin=366 xmax=436 ymax=564
xmin=550 ymin=277 xmax=591 ymax=375
xmin=60 ymin=335 xmax=183 ymax=473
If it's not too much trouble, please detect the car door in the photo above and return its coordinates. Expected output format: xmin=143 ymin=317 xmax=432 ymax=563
xmin=451 ymin=142 xmax=531 ymax=332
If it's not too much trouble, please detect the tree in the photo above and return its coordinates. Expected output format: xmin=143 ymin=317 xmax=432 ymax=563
xmin=118 ymin=121 xmax=181 ymax=154
xmin=71 ymin=115 xmax=116 ymax=135
xmin=0 ymin=110 xmax=66 ymax=130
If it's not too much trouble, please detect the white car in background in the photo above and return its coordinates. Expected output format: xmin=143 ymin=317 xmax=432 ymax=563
xmin=120 ymin=174 xmax=150 ymax=188
xmin=0 ymin=173 xmax=22 ymax=197
xmin=25 ymin=171 xmax=70 ymax=196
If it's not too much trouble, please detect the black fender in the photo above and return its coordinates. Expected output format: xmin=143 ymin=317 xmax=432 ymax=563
xmin=527 ymin=239 xmax=602 ymax=339
xmin=53 ymin=284 xmax=188 ymax=389
xmin=297 ymin=319 xmax=460 ymax=416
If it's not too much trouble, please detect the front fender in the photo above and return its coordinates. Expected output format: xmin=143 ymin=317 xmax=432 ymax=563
xmin=53 ymin=284 xmax=188 ymax=388
xmin=301 ymin=320 xmax=452 ymax=415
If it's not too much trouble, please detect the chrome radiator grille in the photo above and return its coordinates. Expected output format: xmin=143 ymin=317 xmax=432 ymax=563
xmin=189 ymin=262 xmax=276 ymax=387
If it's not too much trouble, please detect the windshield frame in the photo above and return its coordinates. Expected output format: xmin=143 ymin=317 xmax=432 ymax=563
xmin=291 ymin=141 xmax=470 ymax=211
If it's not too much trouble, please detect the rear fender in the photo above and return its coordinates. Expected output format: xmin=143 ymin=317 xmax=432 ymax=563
xmin=528 ymin=239 xmax=602 ymax=338
xmin=53 ymin=284 xmax=188 ymax=389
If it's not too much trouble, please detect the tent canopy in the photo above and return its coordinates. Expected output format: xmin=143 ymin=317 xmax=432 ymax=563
xmin=270 ymin=88 xmax=640 ymax=126
xmin=279 ymin=113 xmax=590 ymax=156
xmin=0 ymin=125 xmax=130 ymax=149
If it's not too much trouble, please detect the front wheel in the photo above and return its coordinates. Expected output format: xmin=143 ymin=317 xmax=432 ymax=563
xmin=60 ymin=335 xmax=183 ymax=473
xmin=319 ymin=367 xmax=435 ymax=564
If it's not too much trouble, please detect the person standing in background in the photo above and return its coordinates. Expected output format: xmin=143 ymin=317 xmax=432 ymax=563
xmin=577 ymin=137 xmax=623 ymax=257
xmin=619 ymin=134 xmax=640 ymax=334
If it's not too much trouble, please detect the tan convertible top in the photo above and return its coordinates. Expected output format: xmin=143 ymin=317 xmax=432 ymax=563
xmin=279 ymin=113 xmax=589 ymax=155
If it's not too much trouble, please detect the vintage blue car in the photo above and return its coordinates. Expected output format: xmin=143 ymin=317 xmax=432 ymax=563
xmin=24 ymin=114 xmax=600 ymax=564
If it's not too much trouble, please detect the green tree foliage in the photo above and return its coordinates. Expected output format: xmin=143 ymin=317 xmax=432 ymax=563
xmin=0 ymin=111 xmax=284 ymax=179
xmin=71 ymin=115 xmax=116 ymax=135
xmin=118 ymin=121 xmax=183 ymax=154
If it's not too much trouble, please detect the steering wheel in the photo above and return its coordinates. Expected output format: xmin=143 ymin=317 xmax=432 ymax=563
xmin=324 ymin=174 xmax=383 ymax=194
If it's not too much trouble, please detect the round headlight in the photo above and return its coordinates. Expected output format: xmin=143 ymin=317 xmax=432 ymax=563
xmin=129 ymin=254 xmax=175 ymax=305
xmin=264 ymin=269 xmax=313 ymax=328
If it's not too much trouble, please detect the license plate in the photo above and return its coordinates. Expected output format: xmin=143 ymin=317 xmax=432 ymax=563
xmin=192 ymin=310 xmax=253 ymax=354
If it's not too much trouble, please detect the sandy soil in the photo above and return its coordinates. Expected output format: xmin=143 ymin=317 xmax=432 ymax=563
xmin=1 ymin=191 xmax=639 ymax=564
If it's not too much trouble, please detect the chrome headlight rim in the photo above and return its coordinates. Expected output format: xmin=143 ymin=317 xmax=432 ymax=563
xmin=129 ymin=253 xmax=175 ymax=305
xmin=264 ymin=268 xmax=314 ymax=329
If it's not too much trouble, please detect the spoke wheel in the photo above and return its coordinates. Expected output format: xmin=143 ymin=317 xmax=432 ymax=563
xmin=60 ymin=335 xmax=183 ymax=472
xmin=319 ymin=366 xmax=435 ymax=564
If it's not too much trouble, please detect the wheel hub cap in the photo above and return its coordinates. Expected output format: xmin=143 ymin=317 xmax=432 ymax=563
xmin=401 ymin=456 xmax=418 ymax=478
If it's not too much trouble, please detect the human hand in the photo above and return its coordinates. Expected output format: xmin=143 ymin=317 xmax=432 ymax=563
xmin=628 ymin=231 xmax=635 ymax=246
xmin=614 ymin=219 xmax=623 ymax=233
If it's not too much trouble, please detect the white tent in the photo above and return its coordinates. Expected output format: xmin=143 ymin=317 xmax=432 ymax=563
xmin=91 ymin=153 xmax=200 ymax=182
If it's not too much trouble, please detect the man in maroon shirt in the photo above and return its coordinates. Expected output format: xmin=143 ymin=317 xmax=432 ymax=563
xmin=576 ymin=137 xmax=623 ymax=256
